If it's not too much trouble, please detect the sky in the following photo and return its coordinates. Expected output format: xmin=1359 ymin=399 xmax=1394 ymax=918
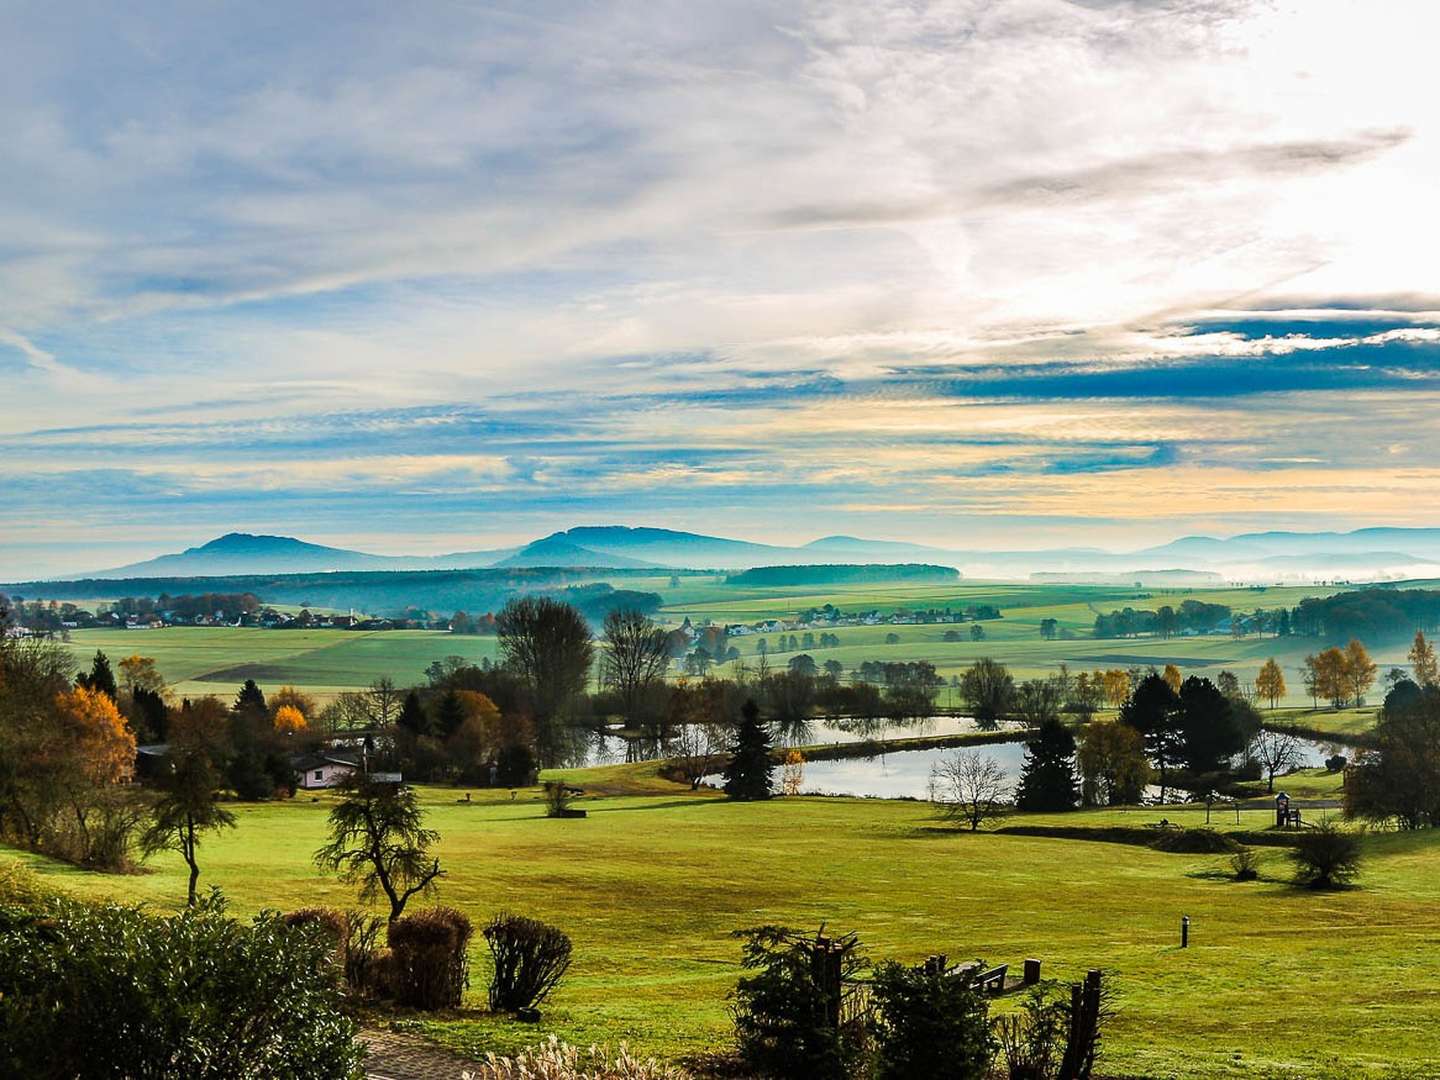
xmin=4 ymin=0 xmax=1440 ymax=576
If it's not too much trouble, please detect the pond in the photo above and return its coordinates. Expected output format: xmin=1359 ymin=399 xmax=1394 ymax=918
xmin=553 ymin=715 xmax=1018 ymax=769
xmin=696 ymin=734 xmax=1352 ymax=803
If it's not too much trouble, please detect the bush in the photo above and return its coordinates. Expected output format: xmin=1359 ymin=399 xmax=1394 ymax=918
xmin=1230 ymin=848 xmax=1260 ymax=881
xmin=471 ymin=1036 xmax=691 ymax=1079
xmin=284 ymin=907 xmax=385 ymax=998
xmin=545 ymin=781 xmax=585 ymax=818
xmin=387 ymin=906 xmax=473 ymax=1010
xmin=1290 ymin=820 xmax=1363 ymax=889
xmin=870 ymin=960 xmax=994 ymax=1079
xmin=730 ymin=926 xmax=868 ymax=1080
xmin=484 ymin=912 xmax=574 ymax=1013
xmin=1149 ymin=828 xmax=1240 ymax=854
xmin=1325 ymin=753 xmax=1348 ymax=773
xmin=0 ymin=891 xmax=362 ymax=1078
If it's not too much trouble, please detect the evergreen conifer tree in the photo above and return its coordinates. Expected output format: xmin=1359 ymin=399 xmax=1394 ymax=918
xmin=723 ymin=699 xmax=774 ymax=800
xmin=1014 ymin=718 xmax=1078 ymax=811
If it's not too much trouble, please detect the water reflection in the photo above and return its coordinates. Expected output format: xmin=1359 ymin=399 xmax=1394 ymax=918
xmin=553 ymin=715 xmax=1013 ymax=768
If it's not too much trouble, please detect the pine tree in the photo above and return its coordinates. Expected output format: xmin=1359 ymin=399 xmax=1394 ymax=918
xmin=398 ymin=690 xmax=432 ymax=737
xmin=78 ymin=650 xmax=118 ymax=700
xmin=1014 ymin=718 xmax=1077 ymax=811
xmin=723 ymin=699 xmax=774 ymax=800
xmin=433 ymin=691 xmax=465 ymax=739
xmin=234 ymin=679 xmax=266 ymax=715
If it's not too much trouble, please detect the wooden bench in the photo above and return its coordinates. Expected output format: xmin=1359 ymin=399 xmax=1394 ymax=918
xmin=973 ymin=964 xmax=1008 ymax=993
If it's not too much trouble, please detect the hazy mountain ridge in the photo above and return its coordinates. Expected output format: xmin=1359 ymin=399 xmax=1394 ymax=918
xmin=36 ymin=524 xmax=1440 ymax=583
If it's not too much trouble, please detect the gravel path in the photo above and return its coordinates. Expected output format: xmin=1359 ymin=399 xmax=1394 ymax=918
xmin=362 ymin=1029 xmax=479 ymax=1080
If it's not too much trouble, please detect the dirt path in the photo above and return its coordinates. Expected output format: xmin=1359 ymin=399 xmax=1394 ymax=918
xmin=362 ymin=1029 xmax=478 ymax=1080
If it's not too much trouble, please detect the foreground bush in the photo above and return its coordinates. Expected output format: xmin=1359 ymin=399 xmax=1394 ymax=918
xmin=470 ymin=1036 xmax=691 ymax=1079
xmin=388 ymin=905 xmax=473 ymax=1010
xmin=730 ymin=925 xmax=867 ymax=1080
xmin=870 ymin=960 xmax=994 ymax=1079
xmin=1290 ymin=819 xmax=1363 ymax=889
xmin=0 ymin=891 xmax=363 ymax=1078
xmin=484 ymin=911 xmax=574 ymax=1013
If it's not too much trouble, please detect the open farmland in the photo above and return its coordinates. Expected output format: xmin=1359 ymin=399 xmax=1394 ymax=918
xmin=52 ymin=578 xmax=1422 ymax=711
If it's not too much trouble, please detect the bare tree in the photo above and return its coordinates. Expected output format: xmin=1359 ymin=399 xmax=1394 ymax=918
xmin=929 ymin=749 xmax=1008 ymax=831
xmin=600 ymin=608 xmax=671 ymax=730
xmin=669 ymin=720 xmax=727 ymax=790
xmin=363 ymin=676 xmax=402 ymax=728
xmin=1250 ymin=729 xmax=1303 ymax=793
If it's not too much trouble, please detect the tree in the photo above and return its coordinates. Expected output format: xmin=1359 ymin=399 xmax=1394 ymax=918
xmin=787 ymin=653 xmax=818 ymax=678
xmin=1014 ymin=719 xmax=1077 ymax=811
xmin=76 ymin=650 xmax=118 ymax=700
xmin=1312 ymin=647 xmax=1349 ymax=708
xmin=929 ymin=749 xmax=1007 ymax=830
xmin=1161 ymin=664 xmax=1182 ymax=695
xmin=670 ymin=715 xmax=727 ymax=790
xmin=497 ymin=596 xmax=594 ymax=761
xmin=397 ymin=690 xmax=431 ymax=737
xmin=269 ymin=684 xmax=316 ymax=721
xmin=1119 ymin=674 xmax=1182 ymax=799
xmin=118 ymin=654 xmax=165 ymax=696
xmin=273 ymin=704 xmax=307 ymax=734
xmin=959 ymin=659 xmax=1015 ymax=729
xmin=1076 ymin=721 xmax=1152 ymax=806
xmin=1012 ymin=677 xmax=1063 ymax=729
xmin=1343 ymin=639 xmax=1377 ymax=706
xmin=1039 ymin=618 xmax=1058 ymax=640
xmin=600 ymin=608 xmax=671 ymax=730
xmin=723 ymin=700 xmax=774 ymax=800
xmin=1101 ymin=669 xmax=1131 ymax=709
xmin=1255 ymin=659 xmax=1286 ymax=709
xmin=969 ymin=624 xmax=985 ymax=642
xmin=1410 ymin=630 xmax=1438 ymax=687
xmin=362 ymin=676 xmax=402 ymax=728
xmin=139 ymin=745 xmax=236 ymax=905
xmin=233 ymin=678 xmax=266 ymax=715
xmin=1249 ymin=729 xmax=1302 ymax=793
xmin=314 ymin=776 xmax=445 ymax=922
xmin=1345 ymin=682 xmax=1440 ymax=829
xmin=1176 ymin=676 xmax=1247 ymax=775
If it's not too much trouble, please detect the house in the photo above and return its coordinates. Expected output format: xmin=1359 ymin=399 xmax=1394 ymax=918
xmin=291 ymin=750 xmax=363 ymax=790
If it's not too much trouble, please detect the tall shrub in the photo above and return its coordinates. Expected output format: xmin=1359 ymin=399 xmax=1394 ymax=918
xmin=387 ymin=906 xmax=474 ymax=1010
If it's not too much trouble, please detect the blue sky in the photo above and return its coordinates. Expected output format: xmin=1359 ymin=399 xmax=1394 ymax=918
xmin=4 ymin=0 xmax=1440 ymax=576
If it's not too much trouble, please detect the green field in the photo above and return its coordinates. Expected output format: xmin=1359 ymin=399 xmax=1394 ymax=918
xmin=10 ymin=770 xmax=1440 ymax=1078
xmin=60 ymin=628 xmax=501 ymax=702
xmin=55 ymin=578 xmax=1418 ymax=714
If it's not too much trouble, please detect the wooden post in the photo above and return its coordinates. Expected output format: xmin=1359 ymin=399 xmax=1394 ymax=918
xmin=1023 ymin=958 xmax=1042 ymax=986
xmin=810 ymin=937 xmax=844 ymax=1032
xmin=1181 ymin=915 xmax=1189 ymax=948
xmin=1058 ymin=969 xmax=1103 ymax=1079
xmin=923 ymin=953 xmax=947 ymax=977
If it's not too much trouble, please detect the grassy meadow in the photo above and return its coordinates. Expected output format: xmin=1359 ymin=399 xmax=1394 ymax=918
xmin=10 ymin=770 xmax=1440 ymax=1079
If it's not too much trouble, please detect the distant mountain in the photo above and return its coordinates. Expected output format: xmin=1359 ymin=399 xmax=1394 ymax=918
xmin=803 ymin=535 xmax=948 ymax=556
xmin=494 ymin=535 xmax=661 ymax=569
xmin=76 ymin=533 xmax=516 ymax=579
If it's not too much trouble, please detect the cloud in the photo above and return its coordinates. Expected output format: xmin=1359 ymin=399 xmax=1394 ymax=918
xmin=2 ymin=0 xmax=1439 ymax=571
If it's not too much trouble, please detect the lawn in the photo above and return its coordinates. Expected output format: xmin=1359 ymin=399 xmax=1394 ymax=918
xmin=11 ymin=773 xmax=1440 ymax=1078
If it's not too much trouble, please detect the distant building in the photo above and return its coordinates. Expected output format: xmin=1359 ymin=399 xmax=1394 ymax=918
xmin=291 ymin=750 xmax=363 ymax=790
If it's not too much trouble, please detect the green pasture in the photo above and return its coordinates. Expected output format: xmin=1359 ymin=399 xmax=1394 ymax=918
xmin=10 ymin=769 xmax=1440 ymax=1079
xmin=60 ymin=628 xmax=500 ymax=702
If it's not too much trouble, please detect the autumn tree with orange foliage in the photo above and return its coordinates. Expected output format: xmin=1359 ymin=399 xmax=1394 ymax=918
xmin=273 ymin=704 xmax=307 ymax=734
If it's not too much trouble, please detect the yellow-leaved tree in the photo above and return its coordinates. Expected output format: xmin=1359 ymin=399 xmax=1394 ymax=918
xmin=55 ymin=684 xmax=136 ymax=787
xmin=1255 ymin=658 xmax=1286 ymax=710
xmin=1343 ymin=638 xmax=1377 ymax=707
xmin=1409 ymin=630 xmax=1438 ymax=687
xmin=273 ymin=704 xmax=307 ymax=734
xmin=1161 ymin=664 xmax=1182 ymax=695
